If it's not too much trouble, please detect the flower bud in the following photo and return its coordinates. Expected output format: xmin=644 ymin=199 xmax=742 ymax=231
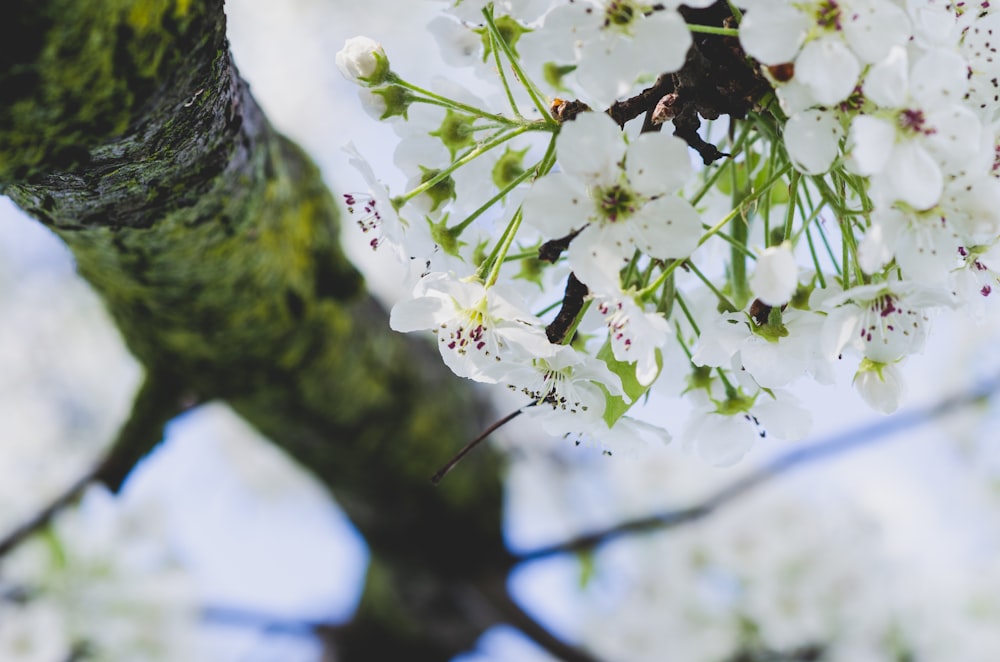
xmin=336 ymin=36 xmax=390 ymax=86
xmin=750 ymin=242 xmax=798 ymax=306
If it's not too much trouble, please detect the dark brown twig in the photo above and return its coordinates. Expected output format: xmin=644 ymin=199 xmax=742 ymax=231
xmin=431 ymin=408 xmax=524 ymax=485
xmin=0 ymin=372 xmax=190 ymax=558
xmin=514 ymin=372 xmax=1000 ymax=563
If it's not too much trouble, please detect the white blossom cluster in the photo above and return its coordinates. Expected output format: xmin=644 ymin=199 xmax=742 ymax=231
xmin=337 ymin=0 xmax=1000 ymax=466
xmin=0 ymin=487 xmax=198 ymax=661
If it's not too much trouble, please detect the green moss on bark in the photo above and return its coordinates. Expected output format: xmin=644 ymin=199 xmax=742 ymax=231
xmin=0 ymin=0 xmax=204 ymax=183
xmin=1 ymin=3 xmax=510 ymax=657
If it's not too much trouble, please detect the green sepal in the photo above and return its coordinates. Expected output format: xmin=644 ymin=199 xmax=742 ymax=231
xmin=543 ymin=62 xmax=577 ymax=91
xmin=427 ymin=214 xmax=464 ymax=257
xmin=417 ymin=166 xmax=456 ymax=212
xmin=492 ymin=145 xmax=530 ymax=191
xmin=477 ymin=15 xmax=530 ymax=62
xmin=430 ymin=110 xmax=476 ymax=160
xmin=597 ymin=340 xmax=661 ymax=428
xmin=371 ymin=85 xmax=414 ymax=120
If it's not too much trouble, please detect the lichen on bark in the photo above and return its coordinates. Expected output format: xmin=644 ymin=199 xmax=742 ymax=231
xmin=1 ymin=1 xmax=512 ymax=658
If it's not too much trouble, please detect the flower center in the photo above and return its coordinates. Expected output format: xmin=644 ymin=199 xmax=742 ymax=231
xmin=815 ymin=0 xmax=842 ymax=30
xmin=898 ymin=109 xmax=934 ymax=136
xmin=604 ymin=0 xmax=641 ymax=31
xmin=597 ymin=184 xmax=637 ymax=223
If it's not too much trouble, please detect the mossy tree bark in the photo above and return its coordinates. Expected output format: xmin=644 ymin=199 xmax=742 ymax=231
xmin=0 ymin=2 xmax=569 ymax=659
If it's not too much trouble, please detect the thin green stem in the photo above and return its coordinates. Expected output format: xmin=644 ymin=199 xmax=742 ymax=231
xmin=805 ymin=226 xmax=827 ymax=289
xmin=399 ymin=126 xmax=530 ymax=204
xmin=687 ymin=24 xmax=739 ymax=36
xmin=486 ymin=17 xmax=524 ymax=120
xmin=503 ymin=249 xmax=540 ymax=262
xmin=727 ymin=0 xmax=744 ymax=23
xmin=448 ymin=162 xmax=538 ymax=235
xmin=482 ymin=8 xmax=554 ymax=123
xmin=391 ymin=75 xmax=514 ymax=125
xmin=482 ymin=207 xmax=524 ymax=286
xmin=687 ymin=261 xmax=738 ymax=312
xmin=674 ymin=293 xmax=700 ymax=336
xmin=781 ymin=170 xmax=800 ymax=243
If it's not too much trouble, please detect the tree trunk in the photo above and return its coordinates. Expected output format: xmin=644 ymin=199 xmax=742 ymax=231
xmin=1 ymin=1 xmax=516 ymax=658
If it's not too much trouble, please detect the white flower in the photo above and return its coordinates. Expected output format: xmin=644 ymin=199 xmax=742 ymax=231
xmin=821 ymin=281 xmax=953 ymax=364
xmin=692 ymin=308 xmax=832 ymax=389
xmin=740 ymin=0 xmax=911 ymax=106
xmin=750 ymin=243 xmax=799 ymax=306
xmin=506 ymin=344 xmax=626 ymax=425
xmin=595 ymin=293 xmax=670 ymax=386
xmin=853 ymin=359 xmax=904 ymax=413
xmin=523 ymin=111 xmax=702 ymax=294
xmin=539 ymin=2 xmax=692 ymax=108
xmin=681 ymin=389 xmax=811 ymax=466
xmin=389 ymin=271 xmax=555 ymax=383
xmin=342 ymin=143 xmax=405 ymax=255
xmin=335 ymin=36 xmax=390 ymax=86
xmin=846 ymin=46 xmax=980 ymax=210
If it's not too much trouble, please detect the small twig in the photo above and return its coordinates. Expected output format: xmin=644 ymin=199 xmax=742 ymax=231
xmin=0 ymin=467 xmax=97 ymax=557
xmin=514 ymin=372 xmax=1000 ymax=563
xmin=0 ymin=370 xmax=191 ymax=558
xmin=545 ymin=272 xmax=589 ymax=344
xmin=607 ymin=73 xmax=674 ymax=128
xmin=431 ymin=408 xmax=524 ymax=485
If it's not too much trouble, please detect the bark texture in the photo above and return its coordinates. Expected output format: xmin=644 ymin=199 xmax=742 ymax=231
xmin=1 ymin=1 xmax=516 ymax=658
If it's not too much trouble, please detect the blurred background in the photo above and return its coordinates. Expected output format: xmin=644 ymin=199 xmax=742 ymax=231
xmin=4 ymin=1 xmax=1000 ymax=660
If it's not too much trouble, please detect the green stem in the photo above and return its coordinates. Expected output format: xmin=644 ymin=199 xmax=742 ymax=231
xmin=486 ymin=15 xmax=524 ymax=120
xmin=674 ymin=292 xmax=701 ymax=336
xmin=687 ymin=24 xmax=739 ymax=37
xmin=399 ymin=125 xmax=530 ymax=204
xmin=688 ymin=261 xmax=738 ymax=312
xmin=391 ymin=75 xmax=515 ymax=125
xmin=448 ymin=161 xmax=538 ymax=235
xmin=482 ymin=7 xmax=553 ymax=123
xmin=805 ymin=226 xmax=826 ymax=289
xmin=781 ymin=170 xmax=800 ymax=243
xmin=729 ymin=161 xmax=750 ymax=308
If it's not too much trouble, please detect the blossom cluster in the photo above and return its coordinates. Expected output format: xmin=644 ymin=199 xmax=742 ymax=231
xmin=337 ymin=0 xmax=1000 ymax=466
xmin=0 ymin=487 xmax=197 ymax=661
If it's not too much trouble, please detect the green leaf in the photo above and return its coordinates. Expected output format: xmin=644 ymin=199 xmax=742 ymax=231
xmin=597 ymin=340 xmax=661 ymax=428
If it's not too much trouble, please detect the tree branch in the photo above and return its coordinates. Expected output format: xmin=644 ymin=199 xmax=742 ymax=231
xmin=514 ymin=372 xmax=1000 ymax=563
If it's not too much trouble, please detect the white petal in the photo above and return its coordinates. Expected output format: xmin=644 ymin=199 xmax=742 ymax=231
xmin=522 ymin=173 xmax=593 ymax=237
xmin=739 ymin=1 xmax=809 ymax=64
xmin=557 ymin=111 xmax=626 ymax=186
xmin=910 ymin=48 xmax=970 ymax=109
xmin=754 ymin=393 xmax=812 ymax=439
xmin=750 ymin=243 xmax=798 ymax=305
xmin=853 ymin=362 xmax=904 ymax=413
xmin=692 ymin=414 xmax=757 ymax=466
xmin=843 ymin=0 xmax=911 ymax=63
xmin=625 ymin=132 xmax=692 ymax=196
xmin=846 ymin=115 xmax=896 ymax=175
xmin=863 ymin=45 xmax=909 ymax=108
xmin=783 ymin=109 xmax=843 ymax=174
xmin=631 ymin=196 xmax=703 ymax=260
xmin=883 ymin=142 xmax=943 ymax=210
xmin=630 ymin=10 xmax=692 ymax=75
xmin=796 ymin=36 xmax=861 ymax=106
xmin=567 ymin=226 xmax=632 ymax=294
